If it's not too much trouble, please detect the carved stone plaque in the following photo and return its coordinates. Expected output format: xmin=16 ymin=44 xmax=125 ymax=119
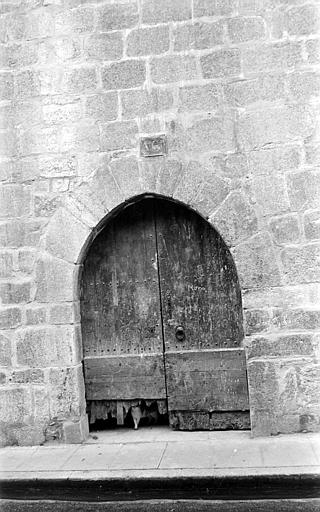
xmin=140 ymin=135 xmax=167 ymax=157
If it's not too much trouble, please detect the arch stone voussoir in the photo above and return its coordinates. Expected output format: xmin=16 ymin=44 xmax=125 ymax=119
xmin=42 ymin=208 xmax=91 ymax=264
xmin=174 ymin=161 xmax=230 ymax=219
xmin=210 ymin=191 xmax=259 ymax=248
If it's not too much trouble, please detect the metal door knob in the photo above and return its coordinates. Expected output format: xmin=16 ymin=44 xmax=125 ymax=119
xmin=175 ymin=325 xmax=185 ymax=342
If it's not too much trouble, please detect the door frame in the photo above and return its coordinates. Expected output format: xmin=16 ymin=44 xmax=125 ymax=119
xmin=79 ymin=194 xmax=250 ymax=430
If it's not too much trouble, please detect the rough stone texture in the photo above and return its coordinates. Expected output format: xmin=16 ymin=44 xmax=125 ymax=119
xmin=96 ymin=1 xmax=138 ymax=31
xmin=102 ymin=60 xmax=146 ymax=91
xmin=1 ymin=0 xmax=320 ymax=444
xmin=141 ymin=0 xmax=191 ymax=24
xmin=43 ymin=208 xmax=90 ymax=263
xmin=184 ymin=113 xmax=236 ymax=153
xmin=211 ymin=192 xmax=258 ymax=247
xmin=232 ymin=233 xmax=282 ymax=289
xmin=227 ymin=16 xmax=266 ymax=43
xmin=194 ymin=0 xmax=237 ymax=17
xmin=178 ymin=83 xmax=221 ymax=112
xmin=174 ymin=21 xmax=224 ymax=51
xmin=84 ymin=33 xmax=123 ymax=62
xmin=201 ymin=49 xmax=241 ymax=79
xmin=151 ymin=55 xmax=198 ymax=84
xmin=127 ymin=26 xmax=169 ymax=57
xmin=100 ymin=121 xmax=138 ymax=152
xmin=269 ymin=214 xmax=300 ymax=245
xmin=281 ymin=244 xmax=320 ymax=285
xmin=121 ymin=88 xmax=173 ymax=120
xmin=16 ymin=326 xmax=80 ymax=367
xmin=35 ymin=255 xmax=77 ymax=302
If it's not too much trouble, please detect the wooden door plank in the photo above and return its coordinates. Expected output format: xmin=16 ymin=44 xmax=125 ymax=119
xmin=169 ymin=411 xmax=250 ymax=430
xmin=84 ymin=354 xmax=166 ymax=400
xmin=154 ymin=199 xmax=248 ymax=425
xmin=155 ymin=199 xmax=244 ymax=353
xmin=81 ymin=199 xmax=167 ymax=403
xmin=81 ymin=199 xmax=163 ymax=358
xmin=165 ymin=349 xmax=249 ymax=411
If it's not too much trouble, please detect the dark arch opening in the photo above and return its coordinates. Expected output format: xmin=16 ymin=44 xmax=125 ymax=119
xmin=80 ymin=196 xmax=249 ymax=433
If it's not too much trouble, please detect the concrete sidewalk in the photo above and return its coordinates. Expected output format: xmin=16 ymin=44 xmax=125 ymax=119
xmin=1 ymin=427 xmax=319 ymax=480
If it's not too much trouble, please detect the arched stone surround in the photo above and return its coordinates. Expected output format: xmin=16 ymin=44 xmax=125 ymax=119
xmin=34 ymin=157 xmax=281 ymax=443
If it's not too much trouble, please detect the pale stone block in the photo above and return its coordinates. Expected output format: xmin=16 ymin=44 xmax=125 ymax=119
xmin=201 ymin=49 xmax=241 ymax=79
xmin=0 ymin=281 xmax=31 ymax=304
xmin=245 ymin=334 xmax=314 ymax=359
xmin=54 ymin=6 xmax=94 ymax=35
xmin=100 ymin=120 xmax=138 ymax=151
xmin=43 ymin=207 xmax=90 ymax=263
xmin=84 ymin=32 xmax=123 ymax=61
xmin=49 ymin=302 xmax=79 ymax=324
xmin=48 ymin=364 xmax=85 ymax=419
xmin=121 ymin=88 xmax=173 ymax=120
xmin=178 ymin=83 xmax=221 ymax=113
xmin=287 ymin=171 xmax=320 ymax=211
xmin=60 ymin=66 xmax=98 ymax=94
xmin=62 ymin=414 xmax=89 ymax=443
xmin=281 ymin=243 xmax=320 ymax=285
xmin=304 ymin=210 xmax=320 ymax=241
xmin=60 ymin=123 xmax=100 ymax=153
xmin=0 ymin=387 xmax=32 ymax=424
xmin=227 ymin=16 xmax=266 ymax=43
xmin=84 ymin=93 xmax=118 ymax=122
xmin=89 ymin=167 xmax=124 ymax=213
xmin=211 ymin=192 xmax=258 ymax=247
xmin=233 ymin=233 xmax=282 ymax=289
xmin=252 ymin=174 xmax=290 ymax=216
xmin=26 ymin=306 xmax=46 ymax=325
xmin=174 ymin=160 xmax=229 ymax=217
xmin=109 ymin=156 xmax=141 ymax=199
xmin=0 ymin=184 xmax=31 ymax=218
xmin=0 ymin=307 xmax=22 ymax=329
xmin=0 ymin=333 xmax=12 ymax=365
xmin=286 ymin=4 xmax=320 ymax=37
xmin=102 ymin=60 xmax=146 ymax=91
xmin=237 ymin=105 xmax=315 ymax=150
xmin=244 ymin=309 xmax=270 ymax=335
xmin=127 ymin=25 xmax=169 ymax=57
xmin=0 ymin=252 xmax=13 ymax=278
xmin=242 ymin=41 xmax=303 ymax=75
xmin=16 ymin=325 xmax=79 ymax=367
xmin=97 ymin=1 xmax=138 ymax=31
xmin=269 ymin=214 xmax=300 ymax=244
xmin=185 ymin=113 xmax=236 ymax=153
xmin=158 ymin=158 xmax=184 ymax=197
xmin=142 ymin=0 xmax=191 ymax=24
xmin=174 ymin=20 xmax=224 ymax=51
xmin=194 ymin=0 xmax=236 ymax=17
xmin=35 ymin=254 xmax=76 ymax=302
xmin=0 ymin=72 xmax=13 ymax=100
xmin=151 ymin=55 xmax=198 ymax=84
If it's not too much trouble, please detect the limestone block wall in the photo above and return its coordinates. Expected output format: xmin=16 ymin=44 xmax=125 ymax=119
xmin=0 ymin=0 xmax=319 ymax=445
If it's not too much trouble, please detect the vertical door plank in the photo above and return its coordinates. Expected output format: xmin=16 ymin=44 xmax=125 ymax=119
xmin=155 ymin=199 xmax=243 ymax=352
xmin=155 ymin=199 xmax=249 ymax=428
xmin=81 ymin=199 xmax=166 ymax=401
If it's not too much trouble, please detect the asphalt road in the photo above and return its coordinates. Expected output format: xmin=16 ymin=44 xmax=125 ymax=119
xmin=1 ymin=499 xmax=320 ymax=511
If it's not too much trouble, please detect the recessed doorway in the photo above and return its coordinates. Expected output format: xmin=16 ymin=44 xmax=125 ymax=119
xmin=80 ymin=197 xmax=250 ymax=432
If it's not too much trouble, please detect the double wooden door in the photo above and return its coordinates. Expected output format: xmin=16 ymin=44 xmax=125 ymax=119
xmin=81 ymin=198 xmax=250 ymax=430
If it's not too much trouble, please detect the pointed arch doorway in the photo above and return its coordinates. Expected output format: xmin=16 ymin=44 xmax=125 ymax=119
xmin=81 ymin=196 xmax=250 ymax=430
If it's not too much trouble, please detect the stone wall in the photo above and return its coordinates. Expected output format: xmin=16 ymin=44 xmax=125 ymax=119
xmin=0 ymin=0 xmax=319 ymax=445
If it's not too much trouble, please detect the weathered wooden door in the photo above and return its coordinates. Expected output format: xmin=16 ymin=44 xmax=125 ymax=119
xmin=81 ymin=198 xmax=250 ymax=429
